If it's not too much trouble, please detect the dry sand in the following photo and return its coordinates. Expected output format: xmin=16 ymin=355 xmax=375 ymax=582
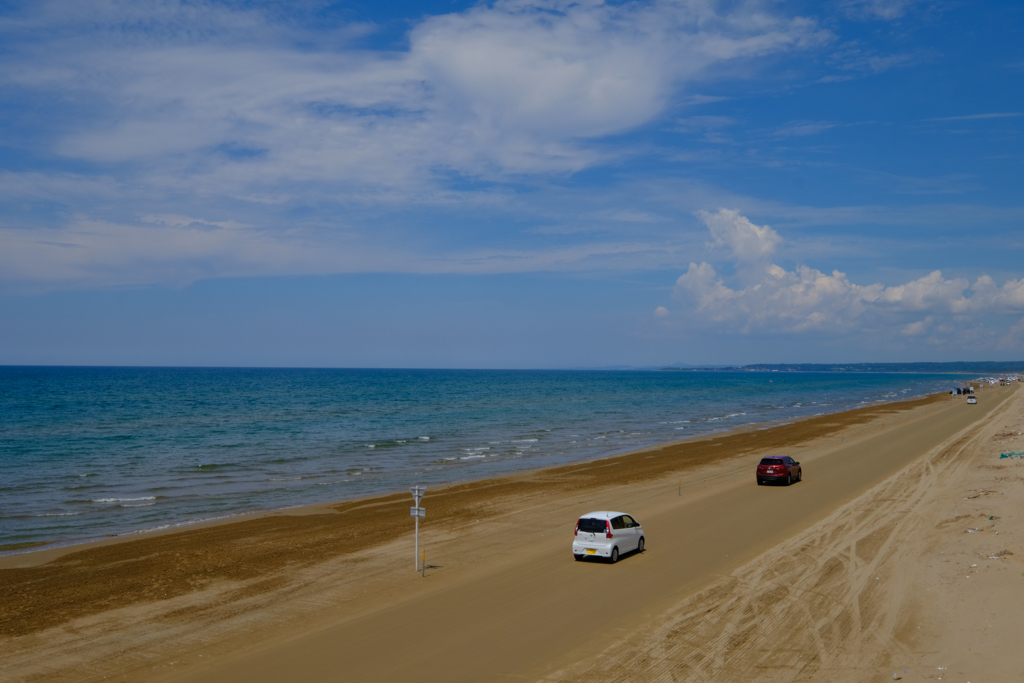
xmin=1 ymin=385 xmax=1020 ymax=682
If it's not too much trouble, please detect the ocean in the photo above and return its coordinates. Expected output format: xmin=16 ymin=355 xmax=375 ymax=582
xmin=0 ymin=367 xmax=971 ymax=553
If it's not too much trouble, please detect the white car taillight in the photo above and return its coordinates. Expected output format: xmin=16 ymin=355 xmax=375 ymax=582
xmin=605 ymin=521 xmax=613 ymax=539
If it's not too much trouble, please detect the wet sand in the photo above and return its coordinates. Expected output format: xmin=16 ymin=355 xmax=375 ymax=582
xmin=0 ymin=387 xmax=1016 ymax=682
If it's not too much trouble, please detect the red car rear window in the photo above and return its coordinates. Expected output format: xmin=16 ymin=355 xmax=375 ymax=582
xmin=759 ymin=458 xmax=784 ymax=466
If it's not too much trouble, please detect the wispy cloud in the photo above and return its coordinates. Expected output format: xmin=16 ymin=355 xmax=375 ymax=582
xmin=820 ymin=42 xmax=930 ymax=82
xmin=1 ymin=0 xmax=831 ymax=188
xmin=675 ymin=116 xmax=738 ymax=132
xmin=837 ymin=0 xmax=922 ymax=21
xmin=771 ymin=121 xmax=839 ymax=137
xmin=0 ymin=212 xmax=696 ymax=288
xmin=927 ymin=112 xmax=1023 ymax=122
xmin=0 ymin=0 xmax=839 ymax=287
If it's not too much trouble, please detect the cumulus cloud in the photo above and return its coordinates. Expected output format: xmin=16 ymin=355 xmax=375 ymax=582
xmin=699 ymin=208 xmax=781 ymax=262
xmin=673 ymin=209 xmax=1024 ymax=337
xmin=654 ymin=305 xmax=671 ymax=317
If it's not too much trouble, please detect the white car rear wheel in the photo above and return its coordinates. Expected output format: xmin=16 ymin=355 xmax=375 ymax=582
xmin=610 ymin=547 xmax=619 ymax=563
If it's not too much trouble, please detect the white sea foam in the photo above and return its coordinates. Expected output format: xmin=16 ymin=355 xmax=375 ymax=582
xmin=91 ymin=496 xmax=156 ymax=503
xmin=460 ymin=454 xmax=487 ymax=460
xmin=418 ymin=436 xmax=430 ymax=441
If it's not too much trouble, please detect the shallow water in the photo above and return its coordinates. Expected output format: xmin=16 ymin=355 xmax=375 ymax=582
xmin=0 ymin=367 xmax=970 ymax=551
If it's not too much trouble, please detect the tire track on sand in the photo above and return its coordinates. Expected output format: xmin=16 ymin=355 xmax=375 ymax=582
xmin=541 ymin=395 xmax=1012 ymax=683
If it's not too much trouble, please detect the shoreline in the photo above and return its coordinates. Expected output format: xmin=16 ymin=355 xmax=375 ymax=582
xmin=0 ymin=385 xmax=1012 ymax=682
xmin=1 ymin=368 xmax=976 ymax=557
xmin=0 ymin=389 xmax=954 ymax=566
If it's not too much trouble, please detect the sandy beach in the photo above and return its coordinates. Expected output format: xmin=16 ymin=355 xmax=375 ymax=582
xmin=2 ymin=384 xmax=1021 ymax=682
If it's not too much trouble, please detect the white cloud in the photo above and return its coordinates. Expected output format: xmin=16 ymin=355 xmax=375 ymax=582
xmin=0 ymin=215 xmax=688 ymax=288
xmin=969 ymin=275 xmax=1024 ymax=311
xmin=927 ymin=113 xmax=1023 ymax=122
xmin=0 ymin=218 xmax=355 ymax=287
xmin=675 ymin=115 xmax=737 ymax=132
xmin=772 ymin=121 xmax=838 ymax=137
xmin=601 ymin=210 xmax=665 ymax=223
xmin=998 ymin=317 xmax=1024 ymax=350
xmin=822 ymin=42 xmax=927 ymax=81
xmin=141 ymin=214 xmax=247 ymax=230
xmin=838 ymin=0 xmax=920 ymax=21
xmin=0 ymin=171 xmax=122 ymax=202
xmin=901 ymin=317 xmax=931 ymax=336
xmin=1 ymin=0 xmax=830 ymax=187
xmin=673 ymin=209 xmax=1024 ymax=338
xmin=0 ymin=0 xmax=839 ymax=288
xmin=698 ymin=208 xmax=781 ymax=262
xmin=654 ymin=305 xmax=670 ymax=317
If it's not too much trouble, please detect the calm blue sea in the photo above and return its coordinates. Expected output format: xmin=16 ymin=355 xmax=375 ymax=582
xmin=0 ymin=367 xmax=972 ymax=552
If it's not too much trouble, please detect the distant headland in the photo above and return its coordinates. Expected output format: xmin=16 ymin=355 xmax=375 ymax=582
xmin=659 ymin=362 xmax=1024 ymax=374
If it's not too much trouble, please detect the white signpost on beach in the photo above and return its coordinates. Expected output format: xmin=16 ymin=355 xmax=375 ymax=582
xmin=410 ymin=485 xmax=426 ymax=571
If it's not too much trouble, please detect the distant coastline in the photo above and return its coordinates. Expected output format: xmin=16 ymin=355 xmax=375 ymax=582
xmin=659 ymin=362 xmax=1024 ymax=374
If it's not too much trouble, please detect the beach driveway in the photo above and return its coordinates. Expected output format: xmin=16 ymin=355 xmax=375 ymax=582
xmin=164 ymin=390 xmax=1012 ymax=683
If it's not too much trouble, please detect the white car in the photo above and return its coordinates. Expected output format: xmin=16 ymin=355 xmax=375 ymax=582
xmin=572 ymin=511 xmax=644 ymax=563
xmin=967 ymin=396 xmax=977 ymax=404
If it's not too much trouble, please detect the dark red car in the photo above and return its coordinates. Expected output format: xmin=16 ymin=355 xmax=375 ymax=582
xmin=756 ymin=455 xmax=802 ymax=486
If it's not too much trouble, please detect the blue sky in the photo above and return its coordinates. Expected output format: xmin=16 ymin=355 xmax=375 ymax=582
xmin=0 ymin=0 xmax=1022 ymax=367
